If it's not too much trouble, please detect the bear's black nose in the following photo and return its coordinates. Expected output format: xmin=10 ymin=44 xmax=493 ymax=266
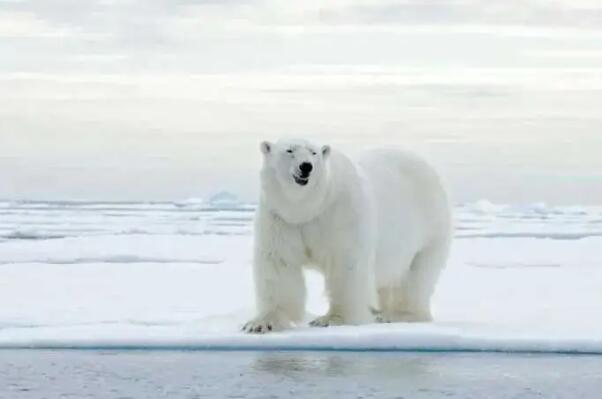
xmin=299 ymin=162 xmax=313 ymax=177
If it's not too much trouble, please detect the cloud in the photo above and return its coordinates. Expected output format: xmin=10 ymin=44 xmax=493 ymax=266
xmin=316 ymin=0 xmax=602 ymax=28
xmin=4 ymin=0 xmax=602 ymax=40
xmin=1 ymin=0 xmax=601 ymax=73
xmin=0 ymin=10 xmax=72 ymax=37
xmin=0 ymin=0 xmax=601 ymax=204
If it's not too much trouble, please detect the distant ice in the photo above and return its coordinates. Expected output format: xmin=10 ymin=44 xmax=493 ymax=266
xmin=174 ymin=197 xmax=205 ymax=207
xmin=1 ymin=199 xmax=601 ymax=242
xmin=463 ymin=199 xmax=504 ymax=214
xmin=208 ymin=191 xmax=241 ymax=207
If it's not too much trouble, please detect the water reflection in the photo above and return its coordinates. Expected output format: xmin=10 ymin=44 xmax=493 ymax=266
xmin=251 ymin=351 xmax=438 ymax=380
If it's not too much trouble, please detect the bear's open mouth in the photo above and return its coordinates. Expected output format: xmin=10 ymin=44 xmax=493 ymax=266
xmin=293 ymin=175 xmax=309 ymax=186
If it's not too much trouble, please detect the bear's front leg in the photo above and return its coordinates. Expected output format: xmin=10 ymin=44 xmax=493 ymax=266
xmin=310 ymin=253 xmax=376 ymax=327
xmin=242 ymin=253 xmax=306 ymax=334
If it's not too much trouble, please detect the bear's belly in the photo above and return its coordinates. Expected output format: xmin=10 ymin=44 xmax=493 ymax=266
xmin=298 ymin=218 xmax=332 ymax=270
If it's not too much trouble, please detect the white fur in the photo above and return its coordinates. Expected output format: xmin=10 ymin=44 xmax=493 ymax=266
xmin=242 ymin=139 xmax=452 ymax=333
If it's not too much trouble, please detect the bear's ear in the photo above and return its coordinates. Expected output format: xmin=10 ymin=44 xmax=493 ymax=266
xmin=321 ymin=145 xmax=331 ymax=158
xmin=260 ymin=141 xmax=272 ymax=155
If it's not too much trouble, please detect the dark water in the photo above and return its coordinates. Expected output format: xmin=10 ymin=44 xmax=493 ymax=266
xmin=1 ymin=351 xmax=601 ymax=398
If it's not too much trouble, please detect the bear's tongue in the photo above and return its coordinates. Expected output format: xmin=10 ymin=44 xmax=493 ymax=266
xmin=294 ymin=175 xmax=309 ymax=186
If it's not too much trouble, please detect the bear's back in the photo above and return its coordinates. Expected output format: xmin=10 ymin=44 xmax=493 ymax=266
xmin=356 ymin=148 xmax=452 ymax=249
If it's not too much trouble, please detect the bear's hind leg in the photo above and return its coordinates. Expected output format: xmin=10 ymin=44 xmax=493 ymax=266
xmin=376 ymin=284 xmax=408 ymax=323
xmin=375 ymin=253 xmax=415 ymax=323
xmin=380 ymin=242 xmax=448 ymax=323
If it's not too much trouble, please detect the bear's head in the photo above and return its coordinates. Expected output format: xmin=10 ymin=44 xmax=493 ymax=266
xmin=259 ymin=138 xmax=332 ymax=223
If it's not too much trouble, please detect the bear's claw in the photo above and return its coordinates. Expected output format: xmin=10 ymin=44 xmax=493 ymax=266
xmin=309 ymin=314 xmax=344 ymax=327
xmin=242 ymin=322 xmax=272 ymax=334
xmin=375 ymin=311 xmax=432 ymax=323
xmin=242 ymin=315 xmax=284 ymax=334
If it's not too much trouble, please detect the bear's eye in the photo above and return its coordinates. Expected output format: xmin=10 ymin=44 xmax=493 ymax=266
xmin=286 ymin=149 xmax=293 ymax=154
xmin=311 ymin=151 xmax=317 ymax=156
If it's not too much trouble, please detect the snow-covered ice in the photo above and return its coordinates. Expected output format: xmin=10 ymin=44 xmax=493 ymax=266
xmin=0 ymin=200 xmax=601 ymax=353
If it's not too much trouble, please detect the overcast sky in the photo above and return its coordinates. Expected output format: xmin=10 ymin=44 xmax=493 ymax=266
xmin=1 ymin=0 xmax=602 ymax=204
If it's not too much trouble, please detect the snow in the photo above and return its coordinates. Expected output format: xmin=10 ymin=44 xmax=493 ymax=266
xmin=0 ymin=200 xmax=601 ymax=353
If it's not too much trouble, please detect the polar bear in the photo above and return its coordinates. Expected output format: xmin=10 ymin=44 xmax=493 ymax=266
xmin=242 ymin=138 xmax=452 ymax=333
